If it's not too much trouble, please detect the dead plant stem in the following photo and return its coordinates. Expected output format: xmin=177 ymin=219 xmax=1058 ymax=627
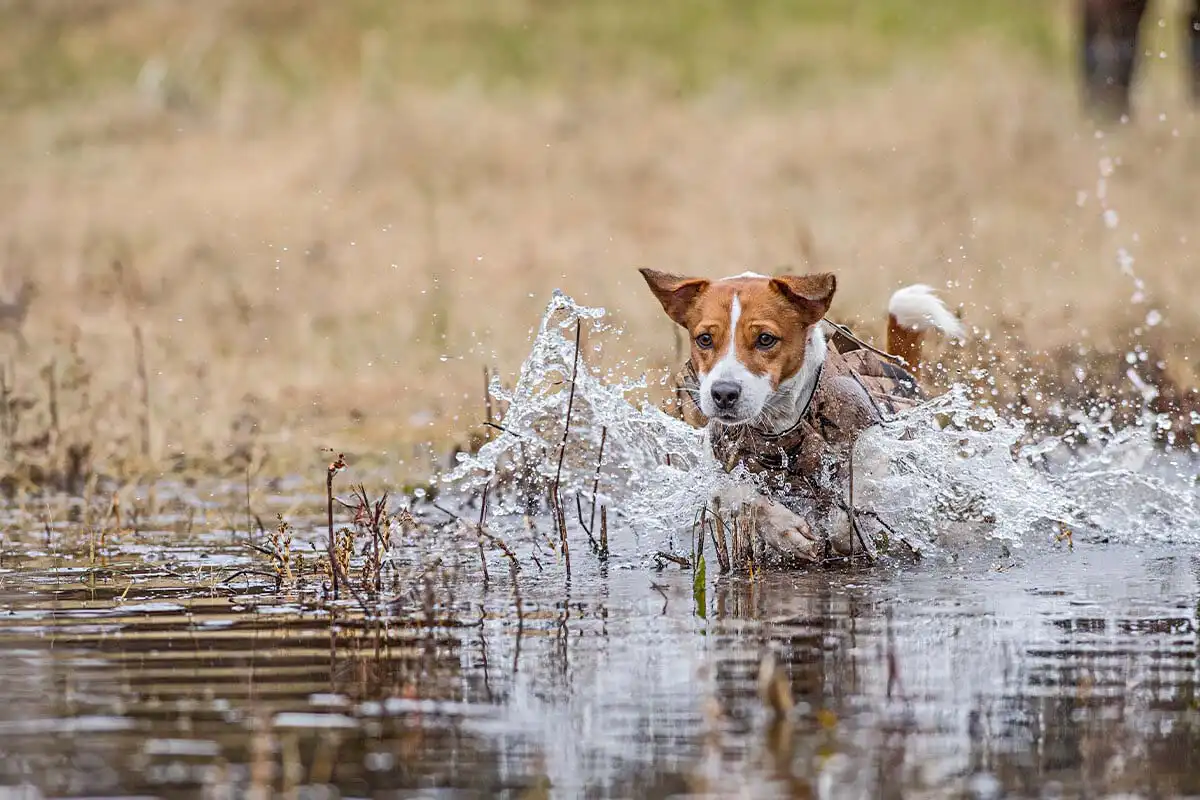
xmin=551 ymin=319 xmax=583 ymax=580
xmin=326 ymin=452 xmax=345 ymax=600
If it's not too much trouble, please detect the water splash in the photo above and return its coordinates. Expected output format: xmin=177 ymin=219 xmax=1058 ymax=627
xmin=851 ymin=386 xmax=1077 ymax=552
xmin=445 ymin=292 xmax=1200 ymax=560
xmin=445 ymin=291 xmax=735 ymax=541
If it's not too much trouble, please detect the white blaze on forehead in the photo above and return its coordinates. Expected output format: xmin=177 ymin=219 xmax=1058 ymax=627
xmin=697 ymin=292 xmax=774 ymax=423
xmin=719 ymin=271 xmax=769 ymax=281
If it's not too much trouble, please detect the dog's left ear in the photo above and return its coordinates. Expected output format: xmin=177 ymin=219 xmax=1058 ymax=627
xmin=639 ymin=268 xmax=709 ymax=329
xmin=771 ymin=273 xmax=836 ymax=324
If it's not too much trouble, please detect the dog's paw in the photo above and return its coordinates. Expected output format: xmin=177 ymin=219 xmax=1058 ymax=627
xmin=750 ymin=497 xmax=823 ymax=563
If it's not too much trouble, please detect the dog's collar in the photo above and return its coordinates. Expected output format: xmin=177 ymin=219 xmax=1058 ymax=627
xmin=753 ymin=361 xmax=823 ymax=441
xmin=677 ymin=358 xmax=823 ymax=443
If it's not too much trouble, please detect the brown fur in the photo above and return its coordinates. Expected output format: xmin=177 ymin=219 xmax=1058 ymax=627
xmin=639 ymin=268 xmax=836 ymax=389
xmin=645 ymin=268 xmax=954 ymax=565
xmin=886 ymin=313 xmax=923 ymax=374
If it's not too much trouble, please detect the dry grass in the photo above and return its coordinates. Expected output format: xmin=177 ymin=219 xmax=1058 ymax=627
xmin=1 ymin=3 xmax=1199 ymax=482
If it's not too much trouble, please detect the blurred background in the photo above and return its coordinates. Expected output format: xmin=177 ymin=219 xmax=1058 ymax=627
xmin=1 ymin=0 xmax=1198 ymax=480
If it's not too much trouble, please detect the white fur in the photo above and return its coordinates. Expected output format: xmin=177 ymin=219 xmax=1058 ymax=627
xmin=720 ymin=271 xmax=768 ymax=281
xmin=888 ymin=284 xmax=965 ymax=340
xmin=755 ymin=324 xmax=827 ymax=434
xmin=697 ymin=293 xmax=773 ymax=424
xmin=698 ymin=292 xmax=829 ymax=431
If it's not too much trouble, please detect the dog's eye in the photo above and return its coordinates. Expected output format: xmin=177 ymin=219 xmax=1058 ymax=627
xmin=756 ymin=332 xmax=779 ymax=349
xmin=695 ymin=333 xmax=714 ymax=349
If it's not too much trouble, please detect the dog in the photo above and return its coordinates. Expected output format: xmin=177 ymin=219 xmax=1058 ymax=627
xmin=640 ymin=268 xmax=964 ymax=565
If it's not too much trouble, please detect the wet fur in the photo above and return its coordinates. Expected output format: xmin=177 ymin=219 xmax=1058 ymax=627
xmin=641 ymin=267 xmax=964 ymax=565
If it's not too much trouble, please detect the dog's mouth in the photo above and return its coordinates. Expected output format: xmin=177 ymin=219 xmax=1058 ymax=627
xmin=709 ymin=411 xmax=754 ymax=426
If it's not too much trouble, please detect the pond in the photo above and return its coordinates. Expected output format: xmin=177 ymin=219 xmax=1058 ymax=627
xmin=1 ymin=480 xmax=1196 ymax=798
xmin=3 ymin=295 xmax=1199 ymax=799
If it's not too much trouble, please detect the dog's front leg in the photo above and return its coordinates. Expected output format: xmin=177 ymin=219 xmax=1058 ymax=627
xmin=751 ymin=497 xmax=825 ymax=563
xmin=710 ymin=485 xmax=825 ymax=564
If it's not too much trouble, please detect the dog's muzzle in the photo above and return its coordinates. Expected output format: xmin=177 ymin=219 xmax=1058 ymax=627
xmin=710 ymin=380 xmax=741 ymax=412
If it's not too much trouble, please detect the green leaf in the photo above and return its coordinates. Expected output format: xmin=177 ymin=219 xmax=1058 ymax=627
xmin=692 ymin=553 xmax=707 ymax=619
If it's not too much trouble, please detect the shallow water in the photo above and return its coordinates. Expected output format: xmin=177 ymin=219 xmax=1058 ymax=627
xmin=5 ymin=294 xmax=1200 ymax=798
xmin=1 ymin=498 xmax=1197 ymax=798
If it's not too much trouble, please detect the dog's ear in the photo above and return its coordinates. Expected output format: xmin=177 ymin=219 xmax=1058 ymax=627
xmin=771 ymin=273 xmax=836 ymax=324
xmin=639 ymin=268 xmax=709 ymax=329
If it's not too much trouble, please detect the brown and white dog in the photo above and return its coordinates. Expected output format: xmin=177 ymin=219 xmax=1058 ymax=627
xmin=640 ymin=268 xmax=964 ymax=563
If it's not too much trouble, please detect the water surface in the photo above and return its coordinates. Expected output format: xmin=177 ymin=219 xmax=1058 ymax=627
xmin=2 ymin=503 xmax=1196 ymax=798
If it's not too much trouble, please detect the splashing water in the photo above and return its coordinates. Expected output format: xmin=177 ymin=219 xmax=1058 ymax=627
xmin=445 ymin=291 xmax=739 ymax=545
xmin=445 ymin=291 xmax=1200 ymax=560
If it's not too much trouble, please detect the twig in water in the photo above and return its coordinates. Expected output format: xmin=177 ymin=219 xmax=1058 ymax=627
xmin=477 ymin=483 xmax=491 ymax=584
xmin=649 ymin=582 xmax=669 ymax=614
xmin=599 ymin=506 xmax=608 ymax=560
xmin=576 ymin=424 xmax=609 ymax=556
xmin=575 ymin=494 xmax=600 ymax=553
xmin=860 ymin=510 xmax=913 ymax=559
xmin=222 ymin=568 xmax=284 ymax=592
xmin=885 ymin=606 xmax=905 ymax=700
xmin=522 ymin=515 xmax=544 ymax=572
xmin=654 ymin=551 xmax=691 ymax=569
xmin=326 ymin=452 xmax=346 ymax=600
xmin=573 ymin=425 xmax=608 ymax=556
xmin=351 ymin=483 xmax=391 ymax=596
xmin=432 ymin=502 xmax=522 ymax=575
xmin=848 ymin=447 xmax=855 ymax=564
xmin=483 ymin=365 xmax=494 ymax=429
xmin=841 ymin=447 xmax=874 ymax=563
xmin=550 ymin=319 xmax=583 ymax=580
xmin=589 ymin=427 xmax=607 ymax=535
xmin=706 ymin=505 xmax=730 ymax=574
xmin=482 ymin=420 xmax=524 ymax=438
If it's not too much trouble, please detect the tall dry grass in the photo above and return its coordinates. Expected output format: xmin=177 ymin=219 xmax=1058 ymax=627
xmin=1 ymin=7 xmax=1199 ymax=480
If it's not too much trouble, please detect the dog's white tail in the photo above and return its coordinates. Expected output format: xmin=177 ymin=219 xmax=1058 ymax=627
xmin=886 ymin=284 xmax=964 ymax=371
xmin=888 ymin=284 xmax=965 ymax=339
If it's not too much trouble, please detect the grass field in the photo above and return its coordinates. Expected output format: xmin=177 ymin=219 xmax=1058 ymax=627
xmin=1 ymin=1 xmax=1199 ymax=484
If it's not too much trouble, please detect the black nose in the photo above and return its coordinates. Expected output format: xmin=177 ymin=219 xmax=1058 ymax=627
xmin=710 ymin=381 xmax=741 ymax=411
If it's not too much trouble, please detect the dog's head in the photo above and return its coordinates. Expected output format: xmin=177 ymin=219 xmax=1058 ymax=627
xmin=640 ymin=269 xmax=835 ymax=425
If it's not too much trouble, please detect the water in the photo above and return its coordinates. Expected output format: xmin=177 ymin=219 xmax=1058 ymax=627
xmin=2 ymin=293 xmax=1200 ymax=798
xmin=448 ymin=293 xmax=1200 ymax=560
xmin=2 ymin=528 xmax=1197 ymax=797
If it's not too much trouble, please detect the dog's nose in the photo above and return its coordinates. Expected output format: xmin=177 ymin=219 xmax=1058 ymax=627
xmin=710 ymin=381 xmax=741 ymax=411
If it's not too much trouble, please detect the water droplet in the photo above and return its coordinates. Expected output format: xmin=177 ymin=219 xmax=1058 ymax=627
xmin=1103 ymin=209 xmax=1119 ymax=229
xmin=1145 ymin=309 xmax=1162 ymax=327
xmin=1116 ymin=248 xmax=1135 ymax=275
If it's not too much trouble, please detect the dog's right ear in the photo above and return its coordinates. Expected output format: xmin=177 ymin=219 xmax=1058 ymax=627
xmin=639 ymin=268 xmax=709 ymax=329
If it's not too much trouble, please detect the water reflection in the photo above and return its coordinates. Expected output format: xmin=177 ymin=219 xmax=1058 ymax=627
xmin=0 ymin=532 xmax=1196 ymax=798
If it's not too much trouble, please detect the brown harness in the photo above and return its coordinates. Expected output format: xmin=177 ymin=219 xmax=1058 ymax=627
xmin=669 ymin=323 xmax=923 ymax=519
